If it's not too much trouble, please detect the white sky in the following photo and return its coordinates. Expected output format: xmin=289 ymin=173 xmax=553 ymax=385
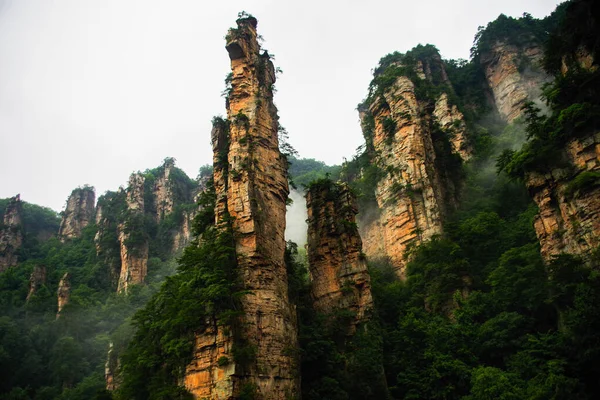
xmin=0 ymin=0 xmax=561 ymax=212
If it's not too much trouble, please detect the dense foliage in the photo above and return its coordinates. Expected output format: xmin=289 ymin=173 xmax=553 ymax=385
xmin=288 ymin=157 xmax=341 ymax=189
xmin=0 ymin=159 xmax=201 ymax=400
xmin=116 ymin=210 xmax=239 ymax=399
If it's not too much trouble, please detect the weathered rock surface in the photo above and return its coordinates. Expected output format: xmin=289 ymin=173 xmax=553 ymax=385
xmin=58 ymin=187 xmax=96 ymax=241
xmin=26 ymin=265 xmax=47 ymax=302
xmin=526 ymin=132 xmax=600 ymax=262
xmin=56 ymin=272 xmax=71 ymax=319
xmin=117 ymin=174 xmax=149 ymax=293
xmin=358 ymin=56 xmax=466 ymax=278
xmin=185 ymin=16 xmax=299 ymax=399
xmin=480 ymin=40 xmax=551 ymax=122
xmin=306 ymin=182 xmax=373 ymax=329
xmin=0 ymin=195 xmax=23 ymax=272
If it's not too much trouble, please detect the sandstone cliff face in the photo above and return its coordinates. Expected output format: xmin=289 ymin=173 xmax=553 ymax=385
xmin=0 ymin=195 xmax=23 ymax=272
xmin=185 ymin=16 xmax=298 ymax=399
xmin=306 ymin=182 xmax=373 ymax=329
xmin=480 ymin=40 xmax=551 ymax=122
xmin=56 ymin=272 xmax=71 ymax=319
xmin=117 ymin=174 xmax=149 ymax=293
xmin=358 ymin=55 xmax=467 ymax=278
xmin=58 ymin=187 xmax=96 ymax=241
xmin=526 ymin=132 xmax=600 ymax=262
xmin=26 ymin=265 xmax=47 ymax=302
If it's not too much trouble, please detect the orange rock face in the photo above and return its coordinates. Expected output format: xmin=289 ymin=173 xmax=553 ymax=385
xmin=56 ymin=272 xmax=71 ymax=319
xmin=526 ymin=132 xmax=600 ymax=262
xmin=358 ymin=58 xmax=467 ymax=278
xmin=185 ymin=17 xmax=298 ymax=399
xmin=58 ymin=187 xmax=96 ymax=241
xmin=306 ymin=182 xmax=373 ymax=329
xmin=480 ymin=41 xmax=550 ymax=123
xmin=117 ymin=173 xmax=149 ymax=293
xmin=0 ymin=195 xmax=23 ymax=272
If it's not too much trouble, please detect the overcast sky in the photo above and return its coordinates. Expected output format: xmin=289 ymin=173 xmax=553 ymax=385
xmin=0 ymin=0 xmax=561 ymax=212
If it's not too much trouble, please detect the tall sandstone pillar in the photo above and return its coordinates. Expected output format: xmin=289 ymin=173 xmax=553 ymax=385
xmin=185 ymin=16 xmax=298 ymax=399
xmin=58 ymin=187 xmax=96 ymax=241
xmin=117 ymin=173 xmax=149 ymax=293
xmin=306 ymin=181 xmax=373 ymax=329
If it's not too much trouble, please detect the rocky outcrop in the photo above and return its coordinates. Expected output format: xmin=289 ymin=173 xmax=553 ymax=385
xmin=58 ymin=187 xmax=96 ymax=241
xmin=56 ymin=272 xmax=71 ymax=319
xmin=185 ymin=16 xmax=299 ymax=399
xmin=94 ymin=191 xmax=126 ymax=287
xmin=0 ymin=195 xmax=23 ymax=272
xmin=173 ymin=177 xmax=209 ymax=252
xmin=117 ymin=174 xmax=149 ymax=293
xmin=358 ymin=54 xmax=467 ymax=278
xmin=306 ymin=181 xmax=373 ymax=329
xmin=26 ymin=265 xmax=47 ymax=302
xmin=94 ymin=201 xmax=106 ymax=255
xmin=433 ymin=93 xmax=471 ymax=160
xmin=105 ymin=342 xmax=119 ymax=391
xmin=480 ymin=40 xmax=551 ymax=122
xmin=172 ymin=211 xmax=195 ymax=252
xmin=561 ymin=46 xmax=597 ymax=75
xmin=154 ymin=159 xmax=175 ymax=222
xmin=526 ymin=132 xmax=600 ymax=262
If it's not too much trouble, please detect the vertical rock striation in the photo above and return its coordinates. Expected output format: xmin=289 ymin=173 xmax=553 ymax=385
xmin=58 ymin=187 xmax=96 ymax=241
xmin=26 ymin=265 xmax=47 ymax=302
xmin=0 ymin=195 xmax=23 ymax=272
xmin=117 ymin=174 xmax=149 ymax=293
xmin=306 ymin=181 xmax=373 ymax=329
xmin=480 ymin=40 xmax=550 ymax=122
xmin=56 ymin=272 xmax=71 ymax=319
xmin=185 ymin=16 xmax=298 ymax=399
xmin=358 ymin=51 xmax=468 ymax=278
